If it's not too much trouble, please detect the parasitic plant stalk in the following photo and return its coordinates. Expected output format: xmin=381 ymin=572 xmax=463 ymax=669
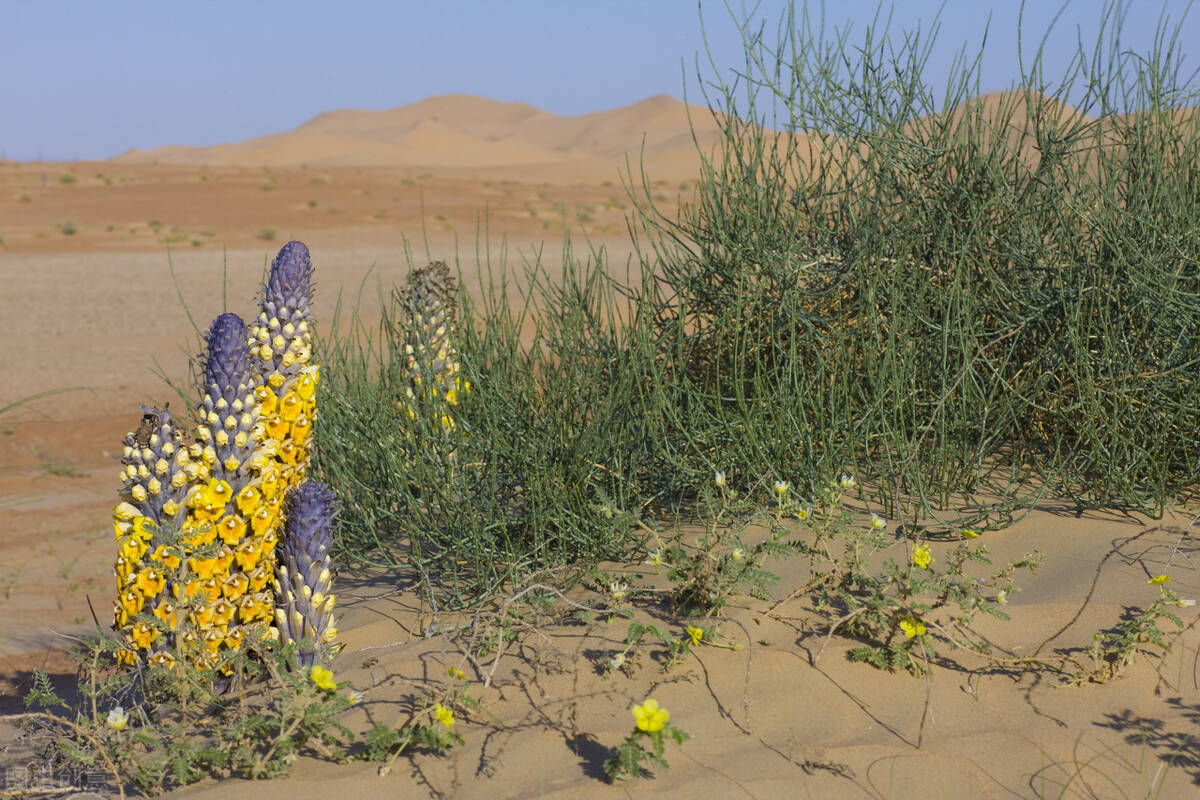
xmin=273 ymin=481 xmax=340 ymax=668
xmin=176 ymin=311 xmax=280 ymax=669
xmin=112 ymin=405 xmax=207 ymax=666
xmin=250 ymin=241 xmax=319 ymax=493
xmin=397 ymin=260 xmax=468 ymax=434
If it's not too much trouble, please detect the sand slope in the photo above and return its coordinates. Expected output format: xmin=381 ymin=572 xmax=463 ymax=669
xmin=114 ymin=93 xmax=726 ymax=170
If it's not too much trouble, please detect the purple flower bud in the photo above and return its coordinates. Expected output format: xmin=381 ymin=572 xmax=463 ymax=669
xmin=265 ymin=240 xmax=314 ymax=315
xmin=202 ymin=313 xmax=252 ymax=403
xmin=197 ymin=312 xmax=262 ymax=490
xmin=251 ymin=241 xmax=317 ymax=389
xmin=275 ymin=481 xmax=339 ymax=667
xmin=119 ymin=405 xmax=193 ymax=529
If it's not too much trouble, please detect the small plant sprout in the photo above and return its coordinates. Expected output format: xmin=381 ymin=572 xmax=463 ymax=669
xmin=604 ymin=698 xmax=689 ymax=780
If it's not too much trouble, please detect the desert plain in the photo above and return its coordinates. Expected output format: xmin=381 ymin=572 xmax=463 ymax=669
xmin=1 ymin=93 xmax=1198 ymax=799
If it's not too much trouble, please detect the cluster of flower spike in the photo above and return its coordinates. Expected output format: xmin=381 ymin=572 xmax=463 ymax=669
xmin=398 ymin=260 xmax=468 ymax=432
xmin=111 ymin=240 xmax=337 ymax=672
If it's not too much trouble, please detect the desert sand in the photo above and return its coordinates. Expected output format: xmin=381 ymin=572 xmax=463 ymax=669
xmin=1 ymin=93 xmax=1198 ymax=799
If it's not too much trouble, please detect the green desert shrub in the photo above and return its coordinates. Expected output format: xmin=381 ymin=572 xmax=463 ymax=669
xmin=626 ymin=0 xmax=1200 ymax=523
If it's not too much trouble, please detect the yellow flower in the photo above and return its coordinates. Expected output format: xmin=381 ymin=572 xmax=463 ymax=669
xmin=870 ymin=513 xmax=887 ymax=531
xmin=796 ymin=507 xmax=810 ymax=521
xmin=310 ymin=665 xmax=337 ymax=691
xmin=631 ymin=698 xmax=670 ymax=733
xmin=686 ymin=625 xmax=703 ymax=646
xmin=434 ymin=702 xmax=455 ymax=729
xmin=714 ymin=470 xmax=727 ymax=489
xmin=1149 ymin=575 xmax=1171 ymax=585
xmin=255 ymin=384 xmax=279 ymax=416
xmin=129 ymin=620 xmax=158 ymax=650
xmin=772 ymin=480 xmax=789 ymax=498
xmin=911 ymin=544 xmax=933 ymax=570
xmin=135 ymin=567 xmax=166 ymax=598
xmin=447 ymin=666 xmax=467 ymax=680
xmin=279 ymin=391 xmax=304 ymax=422
xmin=899 ymin=615 xmax=926 ymax=639
xmin=148 ymin=544 xmax=181 ymax=570
xmin=645 ymin=550 xmax=664 ymax=571
xmin=962 ymin=528 xmax=980 ymax=539
xmin=106 ymin=706 xmax=128 ymax=731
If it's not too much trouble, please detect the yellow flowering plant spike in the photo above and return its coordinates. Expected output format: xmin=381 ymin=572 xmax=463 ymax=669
xmin=250 ymin=241 xmax=320 ymax=502
xmin=171 ymin=312 xmax=278 ymax=670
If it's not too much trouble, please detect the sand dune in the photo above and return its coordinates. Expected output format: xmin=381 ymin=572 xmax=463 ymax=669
xmin=114 ymin=93 xmax=726 ymax=170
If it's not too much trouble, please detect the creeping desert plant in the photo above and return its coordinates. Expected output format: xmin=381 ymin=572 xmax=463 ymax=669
xmin=604 ymin=698 xmax=689 ymax=781
xmin=20 ymin=627 xmax=360 ymax=796
xmin=1065 ymin=578 xmax=1190 ymax=685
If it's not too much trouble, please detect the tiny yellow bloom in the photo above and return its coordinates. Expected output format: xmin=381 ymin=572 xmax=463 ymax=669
xmin=773 ymin=480 xmax=790 ymax=498
xmin=631 ymin=698 xmax=670 ymax=733
xmin=447 ymin=666 xmax=467 ymax=680
xmin=899 ymin=615 xmax=926 ymax=639
xmin=434 ymin=702 xmax=455 ymax=729
xmin=686 ymin=625 xmax=703 ymax=646
xmin=731 ymin=547 xmax=744 ymax=562
xmin=347 ymin=690 xmax=364 ymax=705
xmin=645 ymin=550 xmax=665 ymax=572
xmin=310 ymin=665 xmax=337 ymax=691
xmin=962 ymin=528 xmax=980 ymax=539
xmin=870 ymin=513 xmax=887 ymax=531
xmin=106 ymin=706 xmax=128 ymax=731
xmin=796 ymin=507 xmax=810 ymax=521
xmin=1149 ymin=575 xmax=1171 ymax=585
xmin=911 ymin=544 xmax=934 ymax=570
xmin=714 ymin=470 xmax=727 ymax=489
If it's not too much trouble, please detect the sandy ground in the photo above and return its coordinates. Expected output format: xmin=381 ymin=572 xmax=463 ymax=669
xmin=1 ymin=94 xmax=1198 ymax=799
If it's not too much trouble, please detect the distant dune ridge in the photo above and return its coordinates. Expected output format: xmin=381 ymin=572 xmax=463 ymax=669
xmin=113 ymin=93 xmax=728 ymax=170
xmin=110 ymin=89 xmax=1155 ymax=180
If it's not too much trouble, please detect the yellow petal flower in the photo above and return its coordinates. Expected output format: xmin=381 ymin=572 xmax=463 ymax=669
xmin=911 ymin=544 xmax=934 ymax=570
xmin=434 ymin=702 xmax=455 ymax=729
xmin=1149 ymin=575 xmax=1171 ymax=585
xmin=631 ymin=698 xmax=670 ymax=733
xmin=310 ymin=665 xmax=337 ymax=691
xmin=686 ymin=625 xmax=703 ymax=646
xmin=106 ymin=706 xmax=128 ymax=731
xmin=899 ymin=615 xmax=926 ymax=639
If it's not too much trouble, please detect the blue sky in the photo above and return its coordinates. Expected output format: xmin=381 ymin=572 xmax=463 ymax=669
xmin=2 ymin=1 xmax=1196 ymax=161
